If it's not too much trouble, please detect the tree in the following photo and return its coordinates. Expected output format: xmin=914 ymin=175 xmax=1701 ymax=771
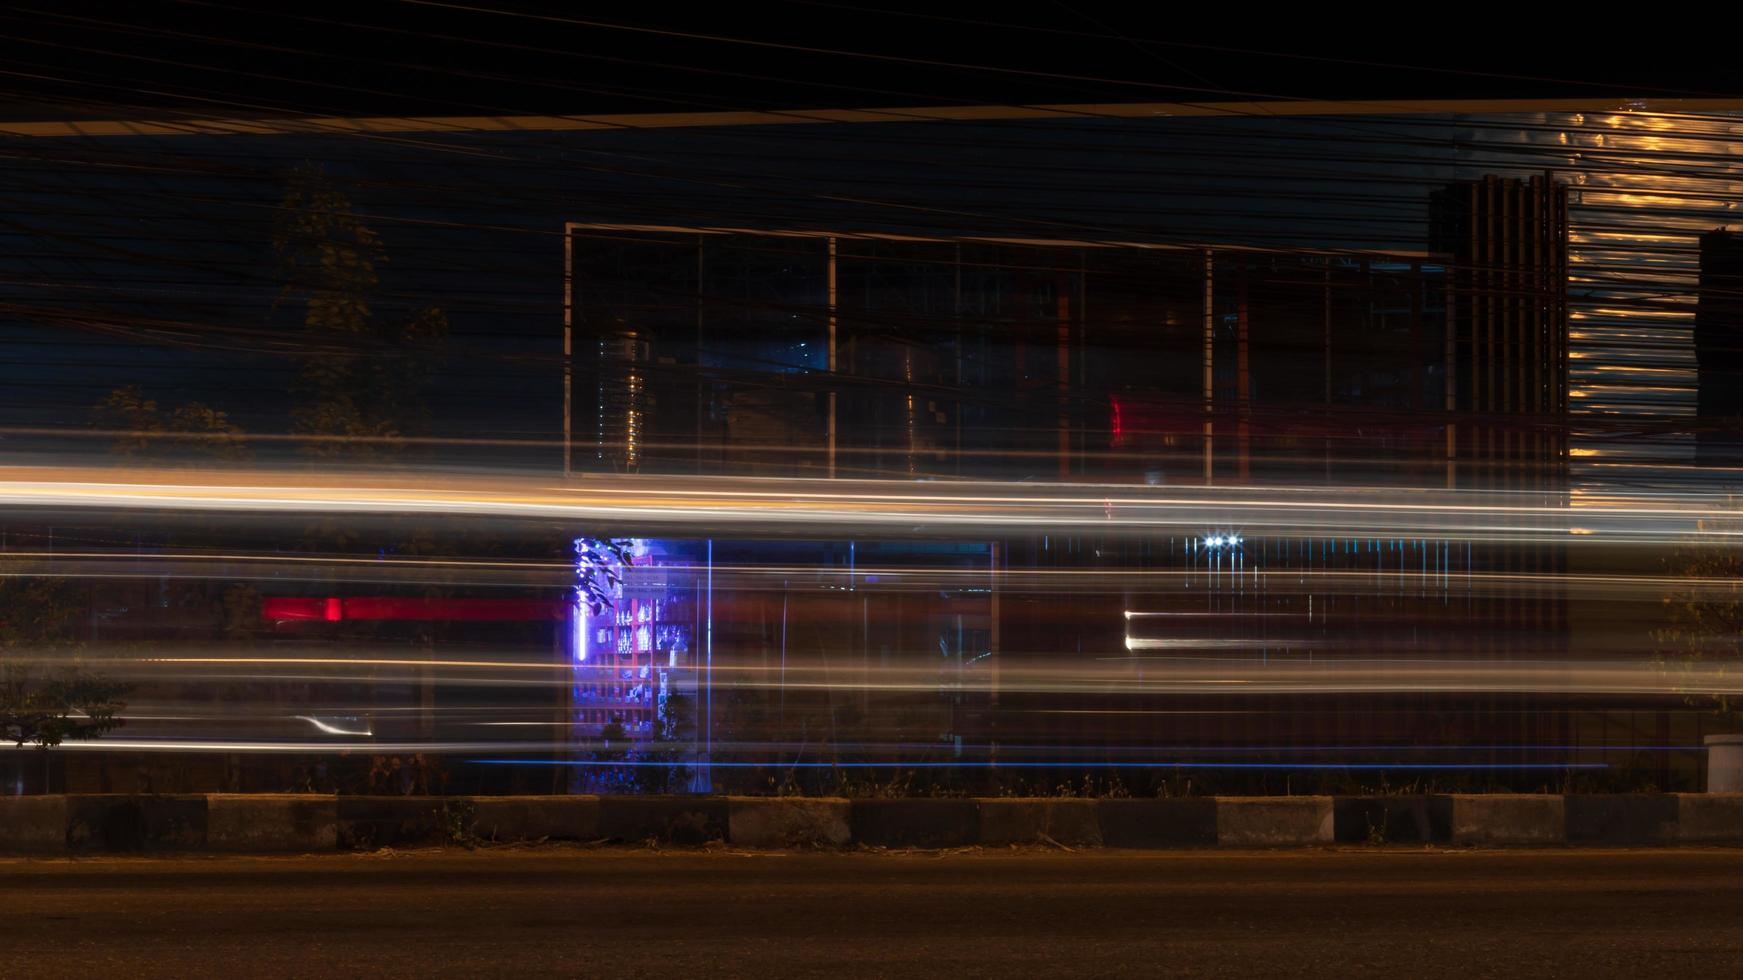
xmin=0 ymin=573 xmax=129 ymax=791
xmin=0 ymin=669 xmax=127 ymax=750
xmin=0 ymin=576 xmax=83 ymax=652
xmin=93 ymin=385 xmax=248 ymax=460
xmin=599 ymin=718 xmax=629 ymax=759
xmin=1656 ymin=507 xmax=1743 ymax=721
xmin=270 ymin=166 xmax=457 ymax=711
xmin=273 ymin=164 xmax=447 ymax=459
xmin=632 ymin=693 xmax=694 ymax=794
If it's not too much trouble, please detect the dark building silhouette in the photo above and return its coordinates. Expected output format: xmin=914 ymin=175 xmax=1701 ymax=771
xmin=569 ymin=176 xmax=1571 ymax=490
xmin=1431 ymin=173 xmax=1570 ymax=488
xmin=1696 ymin=228 xmax=1743 ymax=467
xmin=1428 ymin=175 xmax=1571 ymax=772
xmin=565 ymin=228 xmax=1459 ymax=486
xmin=559 ymin=177 xmax=1582 ymax=786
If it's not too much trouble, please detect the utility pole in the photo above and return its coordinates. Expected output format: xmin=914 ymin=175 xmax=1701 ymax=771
xmin=1203 ymin=248 xmax=1214 ymax=486
xmin=827 ymin=237 xmax=838 ymax=478
xmin=562 ymin=223 xmax=573 ymax=478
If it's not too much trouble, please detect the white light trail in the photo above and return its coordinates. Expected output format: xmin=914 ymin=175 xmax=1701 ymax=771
xmin=1 ymin=464 xmax=1741 ymax=544
xmin=294 ymin=716 xmax=373 ymax=737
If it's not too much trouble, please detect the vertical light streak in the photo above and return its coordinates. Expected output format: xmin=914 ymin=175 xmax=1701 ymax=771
xmin=702 ymin=537 xmax=714 ymax=792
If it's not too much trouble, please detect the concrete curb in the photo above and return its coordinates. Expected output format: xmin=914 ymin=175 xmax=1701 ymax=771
xmin=599 ymin=795 xmax=728 ymax=845
xmin=851 ymin=799 xmax=981 ymax=848
xmin=0 ymin=795 xmax=68 ymax=854
xmin=1437 ymin=794 xmax=1565 ymax=846
xmin=1333 ymin=796 xmax=1440 ymax=844
xmin=67 ymin=794 xmax=207 ymax=852
xmin=1565 ymin=794 xmax=1679 ymax=845
xmin=1097 ymin=798 xmax=1218 ymax=848
xmin=1216 ymin=796 xmax=1334 ymax=846
xmin=335 ymin=796 xmax=448 ymax=849
xmin=729 ymin=797 xmax=852 ymax=848
xmin=470 ymin=796 xmax=601 ymax=842
xmin=209 ymin=794 xmax=337 ymax=852
xmin=2 ymin=793 xmax=1738 ymax=853
xmin=979 ymin=798 xmax=1102 ymax=846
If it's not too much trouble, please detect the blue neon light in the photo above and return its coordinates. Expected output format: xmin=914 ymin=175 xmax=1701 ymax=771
xmin=468 ymin=760 xmax=1609 ymax=771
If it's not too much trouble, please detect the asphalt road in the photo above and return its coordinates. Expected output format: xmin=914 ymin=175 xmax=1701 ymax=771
xmin=6 ymin=847 xmax=1742 ymax=978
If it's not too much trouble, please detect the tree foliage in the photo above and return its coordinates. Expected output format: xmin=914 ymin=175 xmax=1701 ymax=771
xmin=273 ymin=164 xmax=448 ymax=458
xmin=1656 ymin=510 xmax=1743 ymax=719
xmin=0 ymin=576 xmax=83 ymax=651
xmin=0 ymin=573 xmax=128 ymax=750
xmin=0 ymin=668 xmax=128 ymax=749
xmin=93 ymin=385 xmax=248 ymax=460
xmin=633 ymin=692 xmax=694 ymax=794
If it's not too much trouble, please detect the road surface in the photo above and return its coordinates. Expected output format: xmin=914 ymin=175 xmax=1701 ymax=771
xmin=7 ymin=847 xmax=1742 ymax=977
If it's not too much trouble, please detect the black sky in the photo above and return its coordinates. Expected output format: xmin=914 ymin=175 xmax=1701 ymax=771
xmin=2 ymin=2 xmax=1740 ymax=121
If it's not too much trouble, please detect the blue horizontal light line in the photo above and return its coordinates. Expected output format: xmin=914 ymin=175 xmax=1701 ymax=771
xmin=753 ymin=743 xmax=1699 ymax=753
xmin=467 ymin=760 xmax=1609 ymax=770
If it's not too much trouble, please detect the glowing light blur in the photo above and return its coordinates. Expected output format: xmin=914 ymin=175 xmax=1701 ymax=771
xmin=2 ymin=464 xmax=1741 ymax=544
xmin=1 ymin=463 xmax=1737 ymax=791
